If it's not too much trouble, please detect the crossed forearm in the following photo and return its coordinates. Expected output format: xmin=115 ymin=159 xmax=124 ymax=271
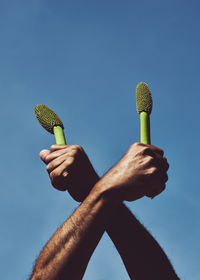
xmin=31 ymin=186 xmax=114 ymax=280
xmin=105 ymin=202 xmax=180 ymax=280
xmin=90 ymin=176 xmax=179 ymax=279
xmin=31 ymin=182 xmax=179 ymax=280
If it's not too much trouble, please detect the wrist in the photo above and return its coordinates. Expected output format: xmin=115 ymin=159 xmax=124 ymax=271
xmin=90 ymin=179 xmax=123 ymax=205
xmin=81 ymin=181 xmax=117 ymax=222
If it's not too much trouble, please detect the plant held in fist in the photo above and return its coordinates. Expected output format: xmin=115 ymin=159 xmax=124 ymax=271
xmin=40 ymin=144 xmax=99 ymax=202
xmin=40 ymin=142 xmax=168 ymax=203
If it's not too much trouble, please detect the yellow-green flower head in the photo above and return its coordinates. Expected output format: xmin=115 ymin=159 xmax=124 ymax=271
xmin=34 ymin=104 xmax=64 ymax=134
xmin=136 ymin=82 xmax=153 ymax=115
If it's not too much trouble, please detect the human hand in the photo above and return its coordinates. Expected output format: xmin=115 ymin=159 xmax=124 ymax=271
xmin=40 ymin=145 xmax=99 ymax=202
xmin=92 ymin=143 xmax=169 ymax=203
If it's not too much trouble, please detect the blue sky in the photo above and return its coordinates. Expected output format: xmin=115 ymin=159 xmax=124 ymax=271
xmin=0 ymin=0 xmax=200 ymax=279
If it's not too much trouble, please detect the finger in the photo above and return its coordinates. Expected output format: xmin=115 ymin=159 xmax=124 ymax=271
xmin=46 ymin=145 xmax=82 ymax=164
xmin=49 ymin=161 xmax=73 ymax=191
xmin=161 ymin=157 xmax=169 ymax=171
xmin=153 ymin=155 xmax=169 ymax=172
xmin=40 ymin=149 xmax=50 ymax=163
xmin=158 ymin=171 xmax=168 ymax=184
xmin=44 ymin=148 xmax=72 ymax=164
xmin=150 ymin=168 xmax=168 ymax=194
xmin=46 ymin=154 xmax=74 ymax=174
xmin=146 ymin=183 xmax=166 ymax=199
xmin=145 ymin=155 xmax=169 ymax=174
xmin=150 ymin=145 xmax=164 ymax=157
xmin=142 ymin=144 xmax=164 ymax=158
xmin=50 ymin=158 xmax=75 ymax=183
xmin=50 ymin=145 xmax=69 ymax=152
xmin=153 ymin=168 xmax=168 ymax=185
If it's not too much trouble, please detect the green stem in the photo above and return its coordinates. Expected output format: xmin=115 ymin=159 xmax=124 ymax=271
xmin=53 ymin=126 xmax=66 ymax=145
xmin=140 ymin=112 xmax=151 ymax=145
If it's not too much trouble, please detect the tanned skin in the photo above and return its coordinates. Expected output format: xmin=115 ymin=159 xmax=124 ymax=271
xmin=31 ymin=143 xmax=179 ymax=280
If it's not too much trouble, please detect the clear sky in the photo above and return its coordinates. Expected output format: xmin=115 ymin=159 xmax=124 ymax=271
xmin=0 ymin=0 xmax=200 ymax=279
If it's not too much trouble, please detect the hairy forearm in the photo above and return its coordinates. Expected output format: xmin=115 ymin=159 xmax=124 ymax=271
xmin=84 ymin=174 xmax=179 ymax=279
xmin=31 ymin=189 xmax=113 ymax=280
xmin=105 ymin=203 xmax=179 ymax=280
xmin=81 ymin=174 xmax=179 ymax=279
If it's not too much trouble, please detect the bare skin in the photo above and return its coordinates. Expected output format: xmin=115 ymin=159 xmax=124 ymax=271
xmin=31 ymin=143 xmax=179 ymax=280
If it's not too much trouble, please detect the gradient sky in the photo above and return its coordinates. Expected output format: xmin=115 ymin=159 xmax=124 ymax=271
xmin=1 ymin=0 xmax=200 ymax=279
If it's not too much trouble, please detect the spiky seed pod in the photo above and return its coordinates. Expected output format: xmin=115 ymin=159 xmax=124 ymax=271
xmin=136 ymin=82 xmax=153 ymax=115
xmin=34 ymin=104 xmax=64 ymax=134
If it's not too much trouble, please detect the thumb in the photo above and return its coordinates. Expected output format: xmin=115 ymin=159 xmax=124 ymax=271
xmin=40 ymin=149 xmax=50 ymax=163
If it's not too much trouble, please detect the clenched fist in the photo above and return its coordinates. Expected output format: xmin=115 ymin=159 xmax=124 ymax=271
xmin=40 ymin=142 xmax=169 ymax=204
xmin=40 ymin=145 xmax=99 ymax=202
xmin=92 ymin=143 xmax=169 ymax=202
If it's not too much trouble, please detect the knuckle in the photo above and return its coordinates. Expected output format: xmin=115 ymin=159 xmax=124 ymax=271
xmin=152 ymin=166 xmax=158 ymax=174
xmin=68 ymin=157 xmax=75 ymax=165
xmin=46 ymin=163 xmax=52 ymax=172
xmin=49 ymin=170 xmax=66 ymax=190
xmin=63 ymin=157 xmax=75 ymax=169
xmin=164 ymin=173 xmax=168 ymax=183
xmin=44 ymin=154 xmax=50 ymax=162
xmin=45 ymin=154 xmax=55 ymax=165
xmin=71 ymin=145 xmax=83 ymax=156
xmin=129 ymin=142 xmax=140 ymax=152
xmin=46 ymin=152 xmax=54 ymax=160
xmin=140 ymin=146 xmax=151 ymax=155
xmin=74 ymin=145 xmax=83 ymax=152
xmin=50 ymin=170 xmax=58 ymax=183
xmin=150 ymin=166 xmax=157 ymax=175
xmin=147 ymin=156 xmax=154 ymax=165
xmin=40 ymin=151 xmax=49 ymax=163
xmin=165 ymin=159 xmax=169 ymax=170
xmin=68 ymin=149 xmax=77 ymax=157
xmin=156 ymin=146 xmax=164 ymax=156
xmin=50 ymin=145 xmax=57 ymax=150
xmin=143 ymin=145 xmax=150 ymax=152
xmin=131 ymin=142 xmax=141 ymax=149
xmin=161 ymin=157 xmax=169 ymax=171
xmin=133 ymin=142 xmax=140 ymax=147
xmin=49 ymin=171 xmax=54 ymax=182
xmin=167 ymin=163 xmax=169 ymax=170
